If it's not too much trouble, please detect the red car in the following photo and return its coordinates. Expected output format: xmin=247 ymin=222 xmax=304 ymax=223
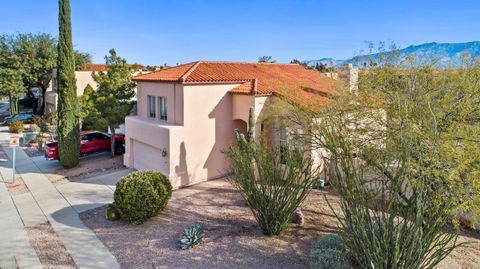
xmin=45 ymin=131 xmax=125 ymax=160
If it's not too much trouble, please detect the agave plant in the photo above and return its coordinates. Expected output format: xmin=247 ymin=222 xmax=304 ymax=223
xmin=177 ymin=222 xmax=205 ymax=249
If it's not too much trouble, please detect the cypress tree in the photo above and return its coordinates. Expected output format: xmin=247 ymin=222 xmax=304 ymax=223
xmin=57 ymin=0 xmax=79 ymax=168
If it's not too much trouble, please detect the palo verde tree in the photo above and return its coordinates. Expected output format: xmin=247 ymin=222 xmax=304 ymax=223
xmin=91 ymin=49 xmax=136 ymax=157
xmin=275 ymin=51 xmax=479 ymax=267
xmin=57 ymin=0 xmax=80 ymax=168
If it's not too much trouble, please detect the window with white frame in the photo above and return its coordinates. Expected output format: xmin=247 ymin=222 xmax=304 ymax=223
xmin=147 ymin=95 xmax=156 ymax=118
xmin=159 ymin=96 xmax=167 ymax=121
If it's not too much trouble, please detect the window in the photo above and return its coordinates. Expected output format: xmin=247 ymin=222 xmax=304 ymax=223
xmin=92 ymin=132 xmax=108 ymax=141
xmin=159 ymin=96 xmax=167 ymax=121
xmin=147 ymin=96 xmax=156 ymax=118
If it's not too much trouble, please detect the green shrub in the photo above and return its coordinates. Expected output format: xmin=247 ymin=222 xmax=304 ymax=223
xmin=46 ymin=112 xmax=57 ymax=125
xmin=113 ymin=170 xmax=172 ymax=223
xmin=8 ymin=120 xmax=24 ymax=133
xmin=310 ymin=234 xmax=351 ymax=269
xmin=29 ymin=123 xmax=40 ymax=133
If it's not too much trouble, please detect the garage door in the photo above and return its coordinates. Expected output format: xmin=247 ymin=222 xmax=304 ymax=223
xmin=133 ymin=140 xmax=169 ymax=175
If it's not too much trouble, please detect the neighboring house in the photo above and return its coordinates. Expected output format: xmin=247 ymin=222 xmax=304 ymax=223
xmin=45 ymin=64 xmax=144 ymax=114
xmin=125 ymin=61 xmax=356 ymax=188
xmin=44 ymin=64 xmax=107 ymax=114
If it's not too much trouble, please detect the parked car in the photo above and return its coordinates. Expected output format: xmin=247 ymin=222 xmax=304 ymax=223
xmin=44 ymin=131 xmax=125 ymax=160
xmin=2 ymin=113 xmax=37 ymax=125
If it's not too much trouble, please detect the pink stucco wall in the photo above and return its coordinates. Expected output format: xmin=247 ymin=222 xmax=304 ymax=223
xmin=125 ymin=81 xmax=250 ymax=188
xmin=126 ymin=80 xmax=333 ymax=189
xmin=136 ymin=82 xmax=183 ymax=125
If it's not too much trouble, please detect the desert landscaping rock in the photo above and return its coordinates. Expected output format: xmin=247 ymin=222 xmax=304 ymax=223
xmin=26 ymin=222 xmax=78 ymax=269
xmin=291 ymin=209 xmax=305 ymax=225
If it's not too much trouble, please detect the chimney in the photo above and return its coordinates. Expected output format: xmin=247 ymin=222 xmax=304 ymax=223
xmin=338 ymin=64 xmax=358 ymax=93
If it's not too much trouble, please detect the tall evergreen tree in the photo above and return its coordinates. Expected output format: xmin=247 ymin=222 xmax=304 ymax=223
xmin=57 ymin=0 xmax=79 ymax=168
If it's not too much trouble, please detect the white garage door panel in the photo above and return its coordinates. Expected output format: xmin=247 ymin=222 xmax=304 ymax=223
xmin=133 ymin=140 xmax=168 ymax=174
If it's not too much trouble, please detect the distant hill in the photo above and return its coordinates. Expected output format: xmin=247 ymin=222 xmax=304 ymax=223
xmin=304 ymin=41 xmax=480 ymax=68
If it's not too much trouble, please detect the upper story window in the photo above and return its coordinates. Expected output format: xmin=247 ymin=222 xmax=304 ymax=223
xmin=159 ymin=96 xmax=167 ymax=121
xmin=147 ymin=95 xmax=156 ymax=118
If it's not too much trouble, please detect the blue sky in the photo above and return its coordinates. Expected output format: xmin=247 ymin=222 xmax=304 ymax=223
xmin=1 ymin=0 xmax=479 ymax=65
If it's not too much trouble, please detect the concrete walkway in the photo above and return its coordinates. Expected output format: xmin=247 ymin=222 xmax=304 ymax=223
xmin=0 ymin=128 xmax=125 ymax=269
xmin=0 ymin=175 xmax=42 ymax=269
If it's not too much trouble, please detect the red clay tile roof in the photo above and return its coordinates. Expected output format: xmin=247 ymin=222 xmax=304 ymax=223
xmin=81 ymin=63 xmax=144 ymax=72
xmin=132 ymin=61 xmax=339 ymax=101
xmin=81 ymin=64 xmax=108 ymax=72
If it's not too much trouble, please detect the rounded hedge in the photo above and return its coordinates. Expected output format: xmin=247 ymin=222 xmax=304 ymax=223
xmin=113 ymin=170 xmax=172 ymax=223
xmin=8 ymin=120 xmax=24 ymax=133
xmin=310 ymin=234 xmax=351 ymax=269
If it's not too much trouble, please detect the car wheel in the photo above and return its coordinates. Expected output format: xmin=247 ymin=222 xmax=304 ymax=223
xmin=114 ymin=143 xmax=125 ymax=155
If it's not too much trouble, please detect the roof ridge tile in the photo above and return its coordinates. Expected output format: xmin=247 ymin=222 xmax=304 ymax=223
xmin=180 ymin=61 xmax=201 ymax=82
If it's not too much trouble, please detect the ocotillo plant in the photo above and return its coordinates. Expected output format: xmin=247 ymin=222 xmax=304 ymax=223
xmin=226 ymin=107 xmax=318 ymax=236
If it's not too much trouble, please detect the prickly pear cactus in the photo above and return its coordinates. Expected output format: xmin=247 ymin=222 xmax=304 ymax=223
xmin=177 ymin=222 xmax=205 ymax=249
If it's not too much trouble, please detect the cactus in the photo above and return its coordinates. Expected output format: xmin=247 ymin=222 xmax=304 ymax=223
xmin=235 ymin=107 xmax=256 ymax=145
xmin=246 ymin=107 xmax=256 ymax=142
xmin=234 ymin=107 xmax=257 ymax=155
xmin=177 ymin=222 xmax=205 ymax=249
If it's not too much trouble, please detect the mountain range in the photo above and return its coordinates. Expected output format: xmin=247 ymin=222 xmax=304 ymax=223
xmin=304 ymin=41 xmax=480 ymax=68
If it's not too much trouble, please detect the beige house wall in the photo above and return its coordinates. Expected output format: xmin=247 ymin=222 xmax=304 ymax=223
xmin=44 ymin=70 xmax=99 ymax=114
xmin=74 ymin=71 xmax=99 ymax=96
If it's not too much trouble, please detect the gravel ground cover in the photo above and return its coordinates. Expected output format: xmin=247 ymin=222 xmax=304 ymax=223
xmin=81 ymin=185 xmax=336 ymax=269
xmin=26 ymin=222 xmax=78 ymax=269
xmin=5 ymin=177 xmax=29 ymax=195
xmin=81 ymin=183 xmax=480 ymax=269
xmin=46 ymin=155 xmax=126 ymax=185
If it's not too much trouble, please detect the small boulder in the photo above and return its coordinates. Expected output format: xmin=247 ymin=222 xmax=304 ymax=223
xmin=291 ymin=209 xmax=305 ymax=225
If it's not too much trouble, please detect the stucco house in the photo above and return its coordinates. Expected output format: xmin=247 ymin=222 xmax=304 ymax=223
xmin=44 ymin=64 xmax=107 ymax=114
xmin=45 ymin=64 xmax=145 ymax=113
xmin=125 ymin=61 xmax=352 ymax=188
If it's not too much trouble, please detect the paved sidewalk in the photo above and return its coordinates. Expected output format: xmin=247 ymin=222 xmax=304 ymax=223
xmin=0 ymin=129 xmax=122 ymax=269
xmin=0 ymin=178 xmax=42 ymax=269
